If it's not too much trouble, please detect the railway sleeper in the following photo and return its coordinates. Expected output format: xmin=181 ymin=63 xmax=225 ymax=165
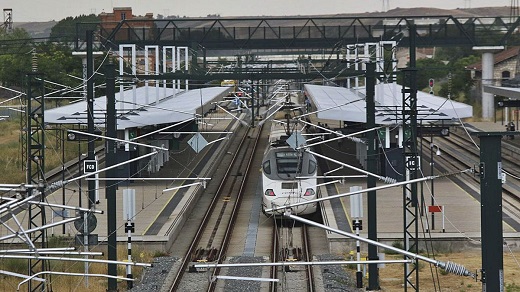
xmin=188 ymin=261 xmax=216 ymax=273
xmin=189 ymin=247 xmax=220 ymax=272
xmin=280 ymin=247 xmax=303 ymax=271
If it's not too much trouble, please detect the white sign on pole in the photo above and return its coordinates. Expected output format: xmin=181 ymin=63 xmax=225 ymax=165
xmin=188 ymin=133 xmax=208 ymax=153
xmin=123 ymin=189 xmax=136 ymax=221
xmin=286 ymin=131 xmax=306 ymax=150
xmin=83 ymin=160 xmax=97 ymax=174
xmin=349 ymin=186 xmax=363 ymax=219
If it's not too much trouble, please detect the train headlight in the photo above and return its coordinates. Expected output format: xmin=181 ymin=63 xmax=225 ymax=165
xmin=304 ymin=188 xmax=315 ymax=196
xmin=265 ymin=189 xmax=276 ymax=196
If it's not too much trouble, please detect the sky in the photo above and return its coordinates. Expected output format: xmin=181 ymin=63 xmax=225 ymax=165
xmin=2 ymin=0 xmax=511 ymax=22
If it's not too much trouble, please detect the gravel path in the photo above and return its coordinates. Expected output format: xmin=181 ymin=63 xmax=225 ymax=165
xmin=131 ymin=254 xmax=365 ymax=291
xmin=317 ymin=254 xmax=365 ymax=292
xmin=223 ymin=256 xmax=265 ymax=292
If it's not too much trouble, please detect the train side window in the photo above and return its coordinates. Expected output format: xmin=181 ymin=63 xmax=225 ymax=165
xmin=308 ymin=160 xmax=317 ymax=174
xmin=263 ymin=160 xmax=271 ymax=174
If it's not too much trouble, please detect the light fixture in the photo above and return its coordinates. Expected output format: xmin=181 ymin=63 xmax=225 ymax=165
xmin=430 ymin=143 xmax=441 ymax=156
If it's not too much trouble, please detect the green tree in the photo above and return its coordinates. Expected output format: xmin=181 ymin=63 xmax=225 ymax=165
xmin=435 ymin=46 xmax=474 ymax=64
xmin=0 ymin=28 xmax=33 ymax=87
xmin=0 ymin=29 xmax=84 ymax=90
xmin=396 ymin=57 xmax=448 ymax=91
xmin=415 ymin=58 xmax=448 ymax=91
xmin=34 ymin=42 xmax=83 ymax=91
xmin=50 ymin=14 xmax=99 ymax=43
xmin=438 ymin=55 xmax=480 ymax=102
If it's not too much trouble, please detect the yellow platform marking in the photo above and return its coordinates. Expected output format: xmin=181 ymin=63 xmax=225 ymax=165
xmin=142 ymin=187 xmax=181 ymax=235
xmin=336 ymin=183 xmax=354 ymax=231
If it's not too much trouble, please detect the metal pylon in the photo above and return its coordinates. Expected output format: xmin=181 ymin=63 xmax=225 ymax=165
xmin=511 ymin=0 xmax=519 ymax=22
xmin=24 ymin=72 xmax=52 ymax=291
xmin=2 ymin=8 xmax=13 ymax=32
xmin=401 ymin=25 xmax=419 ymax=292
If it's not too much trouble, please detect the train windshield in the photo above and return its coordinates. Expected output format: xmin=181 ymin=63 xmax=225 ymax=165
xmin=275 ymin=151 xmax=302 ymax=174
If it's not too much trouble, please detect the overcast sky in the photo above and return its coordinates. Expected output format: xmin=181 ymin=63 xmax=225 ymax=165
xmin=3 ymin=0 xmax=510 ymax=22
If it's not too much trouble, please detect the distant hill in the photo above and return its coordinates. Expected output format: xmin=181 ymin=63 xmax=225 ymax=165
xmin=330 ymin=6 xmax=512 ymax=18
xmin=12 ymin=6 xmax=513 ymax=39
xmin=14 ymin=21 xmax=56 ymax=38
xmin=381 ymin=6 xmax=510 ymax=17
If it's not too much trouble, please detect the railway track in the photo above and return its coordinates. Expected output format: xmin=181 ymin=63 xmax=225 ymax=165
xmin=168 ymin=123 xmax=262 ymax=292
xmin=164 ymin=114 xmax=324 ymax=291
xmin=44 ymin=145 xmax=106 ymax=184
xmin=269 ymin=221 xmax=315 ymax=292
xmin=421 ymin=125 xmax=520 ymax=225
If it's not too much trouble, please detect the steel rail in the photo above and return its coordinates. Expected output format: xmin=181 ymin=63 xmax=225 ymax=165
xmin=270 ymin=223 xmax=279 ymax=292
xmin=301 ymin=224 xmax=315 ymax=292
xmin=207 ymin=124 xmax=263 ymax=291
xmin=168 ymin=123 xmax=252 ymax=292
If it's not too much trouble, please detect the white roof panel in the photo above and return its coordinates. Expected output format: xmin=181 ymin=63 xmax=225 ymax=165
xmin=484 ymin=85 xmax=520 ymax=99
xmin=46 ymin=86 xmax=231 ymax=130
xmin=305 ymin=83 xmax=473 ymax=124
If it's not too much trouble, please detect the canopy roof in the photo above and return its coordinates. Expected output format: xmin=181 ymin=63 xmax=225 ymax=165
xmin=46 ymin=86 xmax=232 ymax=130
xmin=484 ymin=85 xmax=520 ymax=99
xmin=304 ymin=83 xmax=473 ymax=124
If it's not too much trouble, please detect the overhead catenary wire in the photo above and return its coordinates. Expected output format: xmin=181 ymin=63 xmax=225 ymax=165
xmin=264 ymin=168 xmax=471 ymax=213
xmin=285 ymin=212 xmax=476 ymax=279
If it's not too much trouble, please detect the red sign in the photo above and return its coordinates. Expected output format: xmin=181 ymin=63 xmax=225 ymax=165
xmin=428 ymin=205 xmax=443 ymax=213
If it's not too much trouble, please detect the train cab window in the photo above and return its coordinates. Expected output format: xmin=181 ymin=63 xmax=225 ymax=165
xmin=263 ymin=160 xmax=271 ymax=174
xmin=308 ymin=160 xmax=317 ymax=174
xmin=276 ymin=151 xmax=301 ymax=174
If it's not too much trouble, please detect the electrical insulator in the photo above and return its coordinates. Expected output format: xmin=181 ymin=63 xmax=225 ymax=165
xmin=31 ymin=50 xmax=38 ymax=72
xmin=438 ymin=261 xmax=476 ymax=278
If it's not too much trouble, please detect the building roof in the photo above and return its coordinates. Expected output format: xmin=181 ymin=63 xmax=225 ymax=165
xmin=46 ymin=86 xmax=232 ymax=130
xmin=484 ymin=85 xmax=520 ymax=98
xmin=466 ymin=46 xmax=520 ymax=71
xmin=304 ymin=83 xmax=473 ymax=124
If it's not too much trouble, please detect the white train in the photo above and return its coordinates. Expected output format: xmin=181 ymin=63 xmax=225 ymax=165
xmin=261 ymin=93 xmax=318 ymax=216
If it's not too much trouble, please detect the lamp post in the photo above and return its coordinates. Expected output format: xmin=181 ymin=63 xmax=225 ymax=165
xmin=429 ymin=141 xmax=441 ymax=230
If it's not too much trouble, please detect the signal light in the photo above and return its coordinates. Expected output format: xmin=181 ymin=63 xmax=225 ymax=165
xmin=429 ymin=78 xmax=434 ymax=88
xmin=303 ymin=188 xmax=315 ymax=196
xmin=265 ymin=189 xmax=275 ymax=196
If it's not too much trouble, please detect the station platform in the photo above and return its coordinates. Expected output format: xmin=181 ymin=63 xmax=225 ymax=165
xmin=0 ymin=110 xmax=240 ymax=252
xmin=466 ymin=121 xmax=518 ymax=132
xmin=318 ymin=122 xmax=520 ymax=254
xmin=3 ymin=118 xmax=519 ymax=255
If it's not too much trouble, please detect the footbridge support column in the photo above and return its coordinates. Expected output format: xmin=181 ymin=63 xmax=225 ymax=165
xmin=472 ymin=46 xmax=504 ymax=120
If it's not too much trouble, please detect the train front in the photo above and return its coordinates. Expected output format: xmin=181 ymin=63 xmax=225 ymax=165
xmin=261 ymin=147 xmax=318 ymax=216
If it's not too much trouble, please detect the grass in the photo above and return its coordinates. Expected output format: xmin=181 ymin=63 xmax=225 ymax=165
xmin=0 ymin=116 xmax=159 ymax=290
xmin=507 ymin=282 xmax=520 ymax=292
xmin=368 ymin=250 xmax=520 ymax=291
xmin=0 ymin=242 xmax=157 ymax=291
xmin=0 ymin=118 xmax=92 ymax=183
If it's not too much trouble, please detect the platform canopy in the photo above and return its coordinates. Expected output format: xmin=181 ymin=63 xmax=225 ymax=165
xmin=304 ymin=83 xmax=473 ymax=124
xmin=484 ymin=85 xmax=520 ymax=99
xmin=46 ymin=86 xmax=232 ymax=130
